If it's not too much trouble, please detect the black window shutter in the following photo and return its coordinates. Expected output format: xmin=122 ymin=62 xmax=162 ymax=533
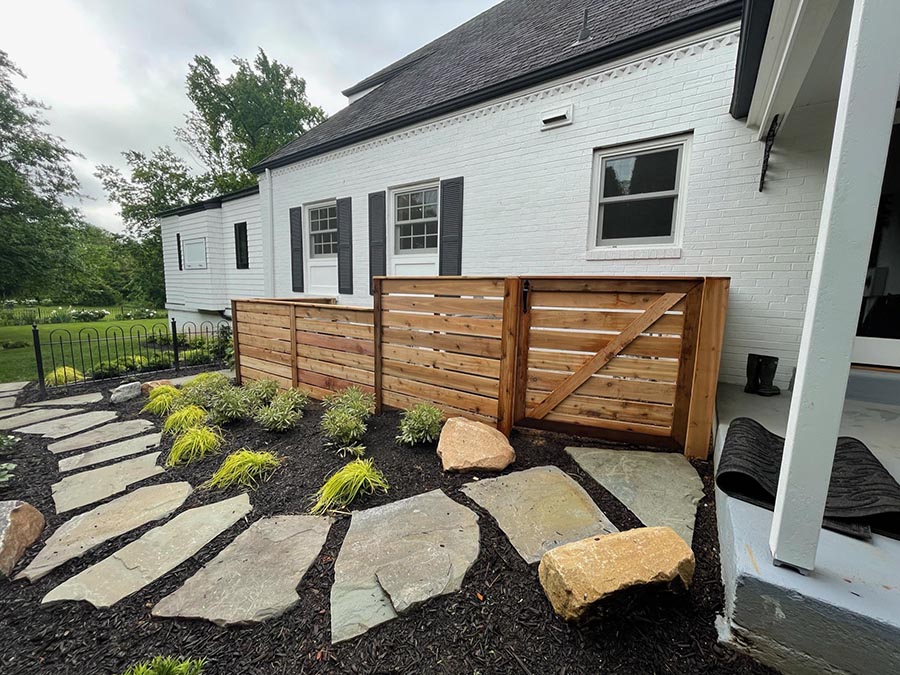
xmin=336 ymin=197 xmax=353 ymax=295
xmin=289 ymin=207 xmax=304 ymax=292
xmin=176 ymin=233 xmax=183 ymax=271
xmin=234 ymin=222 xmax=249 ymax=269
xmin=439 ymin=177 xmax=464 ymax=276
xmin=368 ymin=191 xmax=386 ymax=294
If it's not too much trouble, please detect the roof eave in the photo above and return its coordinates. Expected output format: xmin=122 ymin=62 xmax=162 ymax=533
xmin=155 ymin=184 xmax=260 ymax=218
xmin=729 ymin=0 xmax=775 ymax=120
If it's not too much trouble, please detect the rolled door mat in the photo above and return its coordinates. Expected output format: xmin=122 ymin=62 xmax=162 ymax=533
xmin=717 ymin=417 xmax=900 ymax=540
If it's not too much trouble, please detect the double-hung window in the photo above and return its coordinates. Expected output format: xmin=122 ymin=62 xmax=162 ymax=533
xmin=309 ymin=204 xmax=338 ymax=257
xmin=395 ymin=187 xmax=438 ymax=252
xmin=592 ymin=135 xmax=689 ymax=248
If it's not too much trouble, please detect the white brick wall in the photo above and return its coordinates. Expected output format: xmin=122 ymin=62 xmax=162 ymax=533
xmin=256 ymin=27 xmax=834 ymax=388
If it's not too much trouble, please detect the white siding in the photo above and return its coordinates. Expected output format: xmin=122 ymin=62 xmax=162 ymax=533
xmin=221 ymin=194 xmax=266 ymax=299
xmin=263 ymin=26 xmax=833 ymax=387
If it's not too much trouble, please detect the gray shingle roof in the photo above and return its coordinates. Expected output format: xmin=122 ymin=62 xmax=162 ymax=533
xmin=254 ymin=0 xmax=740 ymax=172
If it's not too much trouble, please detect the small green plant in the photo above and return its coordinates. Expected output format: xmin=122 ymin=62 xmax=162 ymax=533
xmin=321 ymin=406 xmax=367 ymax=446
xmin=163 ymin=405 xmax=207 ymax=435
xmin=0 ymin=434 xmax=17 ymax=483
xmin=208 ymin=386 xmax=251 ymax=425
xmin=120 ymin=655 xmax=206 ymax=675
xmin=180 ymin=349 xmax=213 ymax=366
xmin=44 ymin=365 xmax=84 ymax=386
xmin=166 ymin=425 xmax=222 ymax=466
xmin=310 ymin=458 xmax=389 ymax=515
xmin=254 ymin=396 xmax=302 ymax=432
xmin=203 ymin=448 xmax=282 ymax=489
xmin=243 ymin=378 xmax=279 ymax=410
xmin=119 ymin=355 xmax=149 ymax=372
xmin=324 ymin=386 xmax=376 ymax=420
xmin=337 ymin=443 xmax=366 ymax=458
xmin=396 ymin=403 xmax=445 ymax=446
xmin=178 ymin=372 xmax=230 ymax=409
xmin=91 ymin=360 xmax=126 ymax=379
xmin=141 ymin=390 xmax=180 ymax=416
xmin=274 ymin=387 xmax=309 ymax=412
xmin=148 ymin=385 xmax=179 ymax=399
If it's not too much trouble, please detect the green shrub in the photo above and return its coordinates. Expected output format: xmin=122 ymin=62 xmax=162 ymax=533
xmin=208 ymin=386 xmax=251 ymax=425
xmin=324 ymin=386 xmax=376 ymax=420
xmin=203 ymin=448 xmax=282 ymax=489
xmin=166 ymin=426 xmax=222 ymax=466
xmin=321 ymin=406 xmax=367 ymax=446
xmin=254 ymin=396 xmax=302 ymax=432
xmin=180 ymin=348 xmax=213 ymax=366
xmin=146 ymin=351 xmax=174 ymax=370
xmin=44 ymin=366 xmax=84 ymax=386
xmin=178 ymin=372 xmax=230 ymax=409
xmin=118 ymin=355 xmax=149 ymax=372
xmin=1 ymin=339 xmax=29 ymax=349
xmin=91 ymin=360 xmax=126 ymax=379
xmin=163 ymin=405 xmax=207 ymax=435
xmin=396 ymin=403 xmax=445 ymax=446
xmin=120 ymin=655 xmax=205 ymax=675
xmin=310 ymin=458 xmax=389 ymax=515
xmin=274 ymin=388 xmax=309 ymax=413
xmin=243 ymin=378 xmax=279 ymax=410
xmin=0 ymin=434 xmax=16 ymax=484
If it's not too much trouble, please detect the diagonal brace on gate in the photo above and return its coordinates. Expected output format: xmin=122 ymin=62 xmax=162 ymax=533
xmin=528 ymin=292 xmax=686 ymax=420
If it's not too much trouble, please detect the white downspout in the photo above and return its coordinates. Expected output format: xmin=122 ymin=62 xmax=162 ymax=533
xmin=265 ymin=168 xmax=276 ymax=297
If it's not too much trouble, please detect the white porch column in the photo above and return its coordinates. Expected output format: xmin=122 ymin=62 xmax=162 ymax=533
xmin=769 ymin=0 xmax=900 ymax=572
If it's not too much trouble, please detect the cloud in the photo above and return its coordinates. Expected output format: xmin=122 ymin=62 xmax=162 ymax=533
xmin=1 ymin=0 xmax=498 ymax=233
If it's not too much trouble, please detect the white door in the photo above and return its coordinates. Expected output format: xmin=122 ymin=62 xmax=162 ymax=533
xmin=306 ymin=202 xmax=339 ymax=296
xmin=388 ymin=185 xmax=440 ymax=276
xmin=853 ymin=122 xmax=900 ymax=367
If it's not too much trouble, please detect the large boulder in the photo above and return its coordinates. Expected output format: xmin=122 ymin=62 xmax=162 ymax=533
xmin=110 ymin=381 xmax=141 ymax=404
xmin=141 ymin=379 xmax=173 ymax=396
xmin=436 ymin=417 xmax=515 ymax=472
xmin=0 ymin=500 xmax=45 ymax=577
xmin=538 ymin=526 xmax=695 ymax=621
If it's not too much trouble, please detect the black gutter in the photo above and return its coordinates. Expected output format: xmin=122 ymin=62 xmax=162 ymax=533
xmin=730 ymin=0 xmax=774 ymax=119
xmin=252 ymin=0 xmax=743 ymax=173
xmin=156 ymin=184 xmax=260 ymax=218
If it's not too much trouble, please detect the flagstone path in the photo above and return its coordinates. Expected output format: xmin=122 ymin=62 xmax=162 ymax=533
xmin=51 ymin=452 xmax=164 ymax=513
xmin=16 ymin=410 xmax=118 ymax=438
xmin=58 ymin=433 xmax=161 ymax=472
xmin=0 ymin=381 xmax=28 ymax=394
xmin=0 ymin=407 xmax=84 ymax=430
xmin=48 ymin=419 xmax=154 ymax=454
xmin=0 ymin=397 xmax=16 ymax=410
xmin=0 ymin=407 xmax=30 ymax=419
xmin=18 ymin=482 xmax=192 ymax=582
xmin=566 ymin=447 xmax=704 ymax=545
xmin=43 ymin=494 xmax=252 ymax=608
xmin=330 ymin=489 xmax=480 ymax=643
xmin=23 ymin=392 xmax=104 ymax=407
xmin=461 ymin=466 xmax=618 ymax=564
xmin=153 ymin=515 xmax=333 ymax=626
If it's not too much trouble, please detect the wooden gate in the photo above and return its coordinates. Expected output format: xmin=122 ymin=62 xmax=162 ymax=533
xmin=514 ymin=277 xmax=729 ymax=457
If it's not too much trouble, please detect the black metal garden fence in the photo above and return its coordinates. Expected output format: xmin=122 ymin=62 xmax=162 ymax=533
xmin=32 ymin=319 xmax=232 ymax=391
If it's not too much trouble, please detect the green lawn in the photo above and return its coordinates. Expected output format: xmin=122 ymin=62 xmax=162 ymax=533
xmin=0 ymin=317 xmax=170 ymax=383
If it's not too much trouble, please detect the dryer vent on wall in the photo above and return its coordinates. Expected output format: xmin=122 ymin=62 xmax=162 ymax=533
xmin=541 ymin=104 xmax=573 ymax=130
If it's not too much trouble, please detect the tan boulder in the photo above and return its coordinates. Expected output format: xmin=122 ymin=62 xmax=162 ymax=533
xmin=437 ymin=417 xmax=515 ymax=472
xmin=141 ymin=379 xmax=173 ymax=396
xmin=0 ymin=500 xmax=45 ymax=577
xmin=538 ymin=526 xmax=694 ymax=621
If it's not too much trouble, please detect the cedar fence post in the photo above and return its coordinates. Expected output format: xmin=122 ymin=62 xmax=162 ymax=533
xmin=497 ymin=277 xmax=522 ymax=436
xmin=231 ymin=300 xmax=242 ymax=385
xmin=289 ymin=302 xmax=299 ymax=389
xmin=373 ymin=277 xmax=384 ymax=414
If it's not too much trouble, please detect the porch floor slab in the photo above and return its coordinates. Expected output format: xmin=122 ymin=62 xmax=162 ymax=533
xmin=715 ymin=384 xmax=900 ymax=675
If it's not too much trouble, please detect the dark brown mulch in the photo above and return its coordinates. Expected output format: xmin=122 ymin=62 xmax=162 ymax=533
xmin=0 ymin=379 xmax=774 ymax=675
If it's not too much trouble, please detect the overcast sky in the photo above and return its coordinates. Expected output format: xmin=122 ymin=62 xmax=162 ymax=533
xmin=1 ymin=0 xmax=499 ymax=233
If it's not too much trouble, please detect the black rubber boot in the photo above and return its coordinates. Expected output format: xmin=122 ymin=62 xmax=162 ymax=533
xmin=744 ymin=353 xmax=760 ymax=394
xmin=756 ymin=355 xmax=781 ymax=396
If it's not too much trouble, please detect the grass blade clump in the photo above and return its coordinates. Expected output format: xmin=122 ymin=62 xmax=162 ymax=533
xmin=310 ymin=458 xmax=388 ymax=515
xmin=120 ymin=655 xmax=206 ymax=675
xmin=396 ymin=403 xmax=445 ymax=446
xmin=149 ymin=385 xmax=179 ymax=399
xmin=208 ymin=386 xmax=251 ymax=425
xmin=44 ymin=366 xmax=84 ymax=387
xmin=163 ymin=404 xmax=207 ymax=435
xmin=166 ymin=426 xmax=222 ymax=466
xmin=337 ymin=444 xmax=366 ymax=458
xmin=321 ymin=406 xmax=367 ymax=446
xmin=203 ymin=448 xmax=282 ymax=489
xmin=243 ymin=378 xmax=279 ymax=410
xmin=141 ymin=389 xmax=182 ymax=416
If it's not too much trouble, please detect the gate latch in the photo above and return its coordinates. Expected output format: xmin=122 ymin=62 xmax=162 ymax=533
xmin=522 ymin=280 xmax=531 ymax=314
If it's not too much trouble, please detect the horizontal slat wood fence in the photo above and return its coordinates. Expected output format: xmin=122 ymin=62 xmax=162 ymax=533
xmin=232 ymin=275 xmax=729 ymax=458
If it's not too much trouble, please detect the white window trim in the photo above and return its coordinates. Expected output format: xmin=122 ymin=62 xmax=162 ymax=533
xmin=388 ymin=181 xmax=440 ymax=258
xmin=587 ymin=134 xmax=692 ymax=256
xmin=182 ymin=237 xmax=207 ymax=270
xmin=306 ymin=200 xmax=338 ymax=259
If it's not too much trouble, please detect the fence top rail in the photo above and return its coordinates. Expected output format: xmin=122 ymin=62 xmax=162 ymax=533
xmin=234 ymin=298 xmax=373 ymax=312
xmin=372 ymin=275 xmax=730 ymax=282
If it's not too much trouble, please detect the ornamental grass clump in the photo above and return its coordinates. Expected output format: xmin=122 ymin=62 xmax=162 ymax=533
xmin=203 ymin=448 xmax=282 ymax=489
xmin=163 ymin=404 xmax=207 ymax=435
xmin=149 ymin=385 xmax=179 ymax=399
xmin=242 ymin=377 xmax=279 ymax=410
xmin=43 ymin=366 xmax=84 ymax=387
xmin=120 ymin=655 xmax=205 ymax=675
xmin=208 ymin=386 xmax=251 ymax=425
xmin=321 ymin=406 xmax=367 ymax=446
xmin=396 ymin=403 xmax=445 ymax=446
xmin=310 ymin=458 xmax=389 ymax=515
xmin=166 ymin=426 xmax=222 ymax=466
xmin=142 ymin=388 xmax=182 ymax=416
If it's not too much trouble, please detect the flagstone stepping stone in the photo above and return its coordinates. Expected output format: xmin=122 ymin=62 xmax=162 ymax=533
xmin=17 ymin=482 xmax=192 ymax=582
xmin=153 ymin=515 xmax=332 ymax=626
xmin=0 ymin=381 xmax=28 ymax=394
xmin=0 ymin=501 xmax=44 ymax=577
xmin=51 ymin=452 xmax=164 ymax=514
xmin=58 ymin=433 xmax=162 ymax=472
xmin=48 ymin=419 xmax=155 ymax=454
xmin=0 ymin=407 xmax=28 ymax=419
xmin=0 ymin=397 xmax=15 ymax=410
xmin=16 ymin=410 xmax=118 ymax=438
xmin=0 ymin=407 xmax=84 ymax=431
xmin=461 ymin=466 xmax=617 ymax=564
xmin=23 ymin=392 xmax=103 ymax=407
xmin=43 ymin=493 xmax=251 ymax=608
xmin=566 ymin=447 xmax=704 ymax=545
xmin=330 ymin=489 xmax=479 ymax=643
